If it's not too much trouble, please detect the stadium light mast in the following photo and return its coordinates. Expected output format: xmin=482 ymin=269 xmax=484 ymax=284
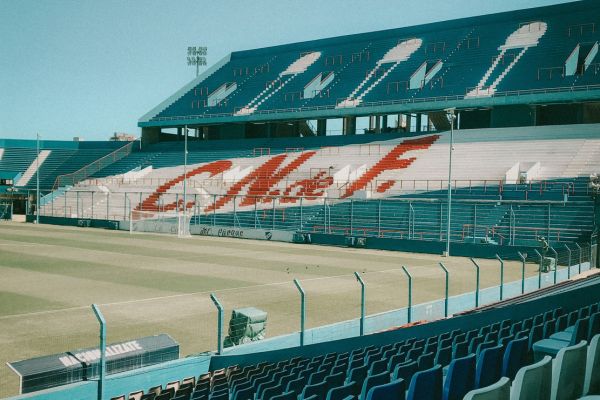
xmin=183 ymin=125 xmax=188 ymax=222
xmin=445 ymin=109 xmax=456 ymax=257
xmin=187 ymin=46 xmax=207 ymax=77
xmin=36 ymin=133 xmax=40 ymax=225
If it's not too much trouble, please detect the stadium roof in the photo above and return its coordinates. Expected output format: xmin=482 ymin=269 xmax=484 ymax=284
xmin=140 ymin=0 xmax=600 ymax=128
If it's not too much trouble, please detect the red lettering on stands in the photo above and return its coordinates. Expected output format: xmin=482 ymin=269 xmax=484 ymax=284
xmin=137 ymin=160 xmax=232 ymax=213
xmin=342 ymin=135 xmax=439 ymax=198
xmin=205 ymin=151 xmax=316 ymax=211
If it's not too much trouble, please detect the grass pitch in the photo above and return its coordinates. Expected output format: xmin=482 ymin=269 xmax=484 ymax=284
xmin=0 ymin=221 xmax=540 ymax=396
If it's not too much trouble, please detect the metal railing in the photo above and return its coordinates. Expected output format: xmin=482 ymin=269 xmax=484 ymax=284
xmin=52 ymin=141 xmax=136 ymax=189
xmin=148 ymin=84 xmax=600 ymax=122
xmin=38 ymin=191 xmax=594 ymax=246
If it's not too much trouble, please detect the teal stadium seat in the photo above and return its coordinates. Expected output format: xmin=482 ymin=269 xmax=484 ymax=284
xmin=463 ymin=377 xmax=510 ymax=400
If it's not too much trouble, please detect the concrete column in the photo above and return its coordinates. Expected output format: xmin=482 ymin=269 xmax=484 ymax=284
xmin=177 ymin=127 xmax=183 ymax=141
xmin=381 ymin=115 xmax=388 ymax=132
xmin=343 ymin=116 xmax=356 ymax=135
xmin=375 ymin=116 xmax=381 ymax=134
xmin=405 ymin=114 xmax=412 ymax=132
xmin=416 ymin=113 xmax=422 ymax=132
xmin=317 ymin=119 xmax=327 ymax=136
xmin=293 ymin=121 xmax=301 ymax=137
xmin=369 ymin=116 xmax=376 ymax=131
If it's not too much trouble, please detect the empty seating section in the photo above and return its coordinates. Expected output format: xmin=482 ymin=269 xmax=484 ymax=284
xmin=109 ymin=292 xmax=600 ymax=400
xmin=0 ymin=141 xmax=124 ymax=190
xmin=145 ymin=1 xmax=600 ymax=122
xmin=40 ymin=125 xmax=598 ymax=246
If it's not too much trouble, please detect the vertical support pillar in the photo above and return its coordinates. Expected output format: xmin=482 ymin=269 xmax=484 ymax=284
xmin=293 ymin=279 xmax=305 ymax=346
xmin=91 ymin=304 xmax=106 ymax=400
xmin=401 ymin=266 xmax=412 ymax=323
xmin=272 ymin=197 xmax=276 ymax=231
xmin=416 ymin=113 xmax=422 ymax=132
xmin=534 ymin=249 xmax=543 ymax=288
xmin=299 ymin=197 xmax=303 ymax=232
xmin=518 ymin=252 xmax=527 ymax=294
xmin=374 ymin=115 xmax=381 ymax=134
xmin=354 ymin=272 xmax=365 ymax=336
xmin=209 ymin=294 xmax=224 ymax=355
xmin=213 ymin=194 xmax=217 ymax=226
xmin=549 ymin=246 xmax=558 ymax=284
xmin=381 ymin=115 xmax=388 ymax=132
xmin=565 ymin=244 xmax=572 ymax=279
xmin=343 ymin=116 xmax=356 ymax=135
xmin=317 ymin=119 xmax=327 ymax=136
xmin=575 ymin=243 xmax=582 ymax=274
xmin=496 ymin=254 xmax=504 ymax=300
xmin=439 ymin=262 xmax=449 ymax=317
xmin=469 ymin=258 xmax=480 ymax=307
xmin=349 ymin=200 xmax=354 ymax=236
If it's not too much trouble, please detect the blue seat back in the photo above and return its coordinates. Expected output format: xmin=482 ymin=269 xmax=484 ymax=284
xmin=366 ymin=378 xmax=406 ymax=400
xmin=360 ymin=371 xmax=390 ymax=400
xmin=502 ymin=337 xmax=528 ymax=380
xmin=407 ymin=364 xmax=442 ymax=400
xmin=443 ymin=354 xmax=476 ymax=400
xmin=393 ymin=360 xmax=418 ymax=382
xmin=475 ymin=345 xmax=503 ymax=388
xmin=326 ymin=381 xmax=355 ymax=400
xmin=571 ymin=316 xmax=590 ymax=345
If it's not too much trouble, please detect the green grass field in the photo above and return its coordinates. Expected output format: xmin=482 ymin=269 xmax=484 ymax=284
xmin=0 ymin=221 xmax=541 ymax=397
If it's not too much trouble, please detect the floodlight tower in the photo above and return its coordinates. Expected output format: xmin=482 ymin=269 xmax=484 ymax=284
xmin=187 ymin=46 xmax=207 ymax=77
xmin=445 ymin=109 xmax=456 ymax=257
xmin=36 ymin=133 xmax=40 ymax=225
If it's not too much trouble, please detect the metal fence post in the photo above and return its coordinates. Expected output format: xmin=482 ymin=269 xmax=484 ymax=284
xmin=293 ymin=279 xmax=305 ymax=346
xmin=272 ymin=197 xmax=276 ymax=231
xmin=495 ymin=254 xmax=504 ymax=300
xmin=564 ymin=244 xmax=572 ymax=279
xmin=209 ymin=293 xmax=224 ymax=355
xmin=401 ymin=266 xmax=412 ymax=323
xmin=213 ymin=194 xmax=217 ymax=226
xmin=469 ymin=258 xmax=480 ymax=307
xmin=354 ymin=272 xmax=365 ymax=336
xmin=534 ymin=249 xmax=543 ymax=288
xmin=518 ymin=252 xmax=526 ymax=294
xmin=549 ymin=246 xmax=558 ymax=284
xmin=91 ymin=304 xmax=106 ymax=400
xmin=438 ymin=263 xmax=449 ymax=317
xmin=575 ymin=243 xmax=582 ymax=274
xmin=299 ymin=197 xmax=303 ymax=232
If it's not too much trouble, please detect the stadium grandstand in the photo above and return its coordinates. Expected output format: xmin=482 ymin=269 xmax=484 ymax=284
xmin=1 ymin=0 xmax=600 ymax=400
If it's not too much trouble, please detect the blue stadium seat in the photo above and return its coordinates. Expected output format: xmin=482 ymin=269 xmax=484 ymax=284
xmin=475 ymin=345 xmax=503 ymax=389
xmin=510 ymin=355 xmax=552 ymax=400
xmin=360 ymin=371 xmax=389 ymax=400
xmin=533 ymin=316 xmax=589 ymax=359
xmin=406 ymin=364 xmax=442 ymax=400
xmin=501 ymin=337 xmax=529 ymax=380
xmin=443 ymin=354 xmax=476 ymax=400
xmin=366 ymin=378 xmax=405 ymax=400
xmin=326 ymin=381 xmax=356 ymax=400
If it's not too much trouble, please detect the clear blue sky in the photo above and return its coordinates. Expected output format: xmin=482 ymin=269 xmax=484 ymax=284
xmin=0 ymin=0 xmax=575 ymax=141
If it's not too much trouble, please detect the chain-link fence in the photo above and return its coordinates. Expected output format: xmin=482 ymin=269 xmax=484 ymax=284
xmin=38 ymin=191 xmax=594 ymax=247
